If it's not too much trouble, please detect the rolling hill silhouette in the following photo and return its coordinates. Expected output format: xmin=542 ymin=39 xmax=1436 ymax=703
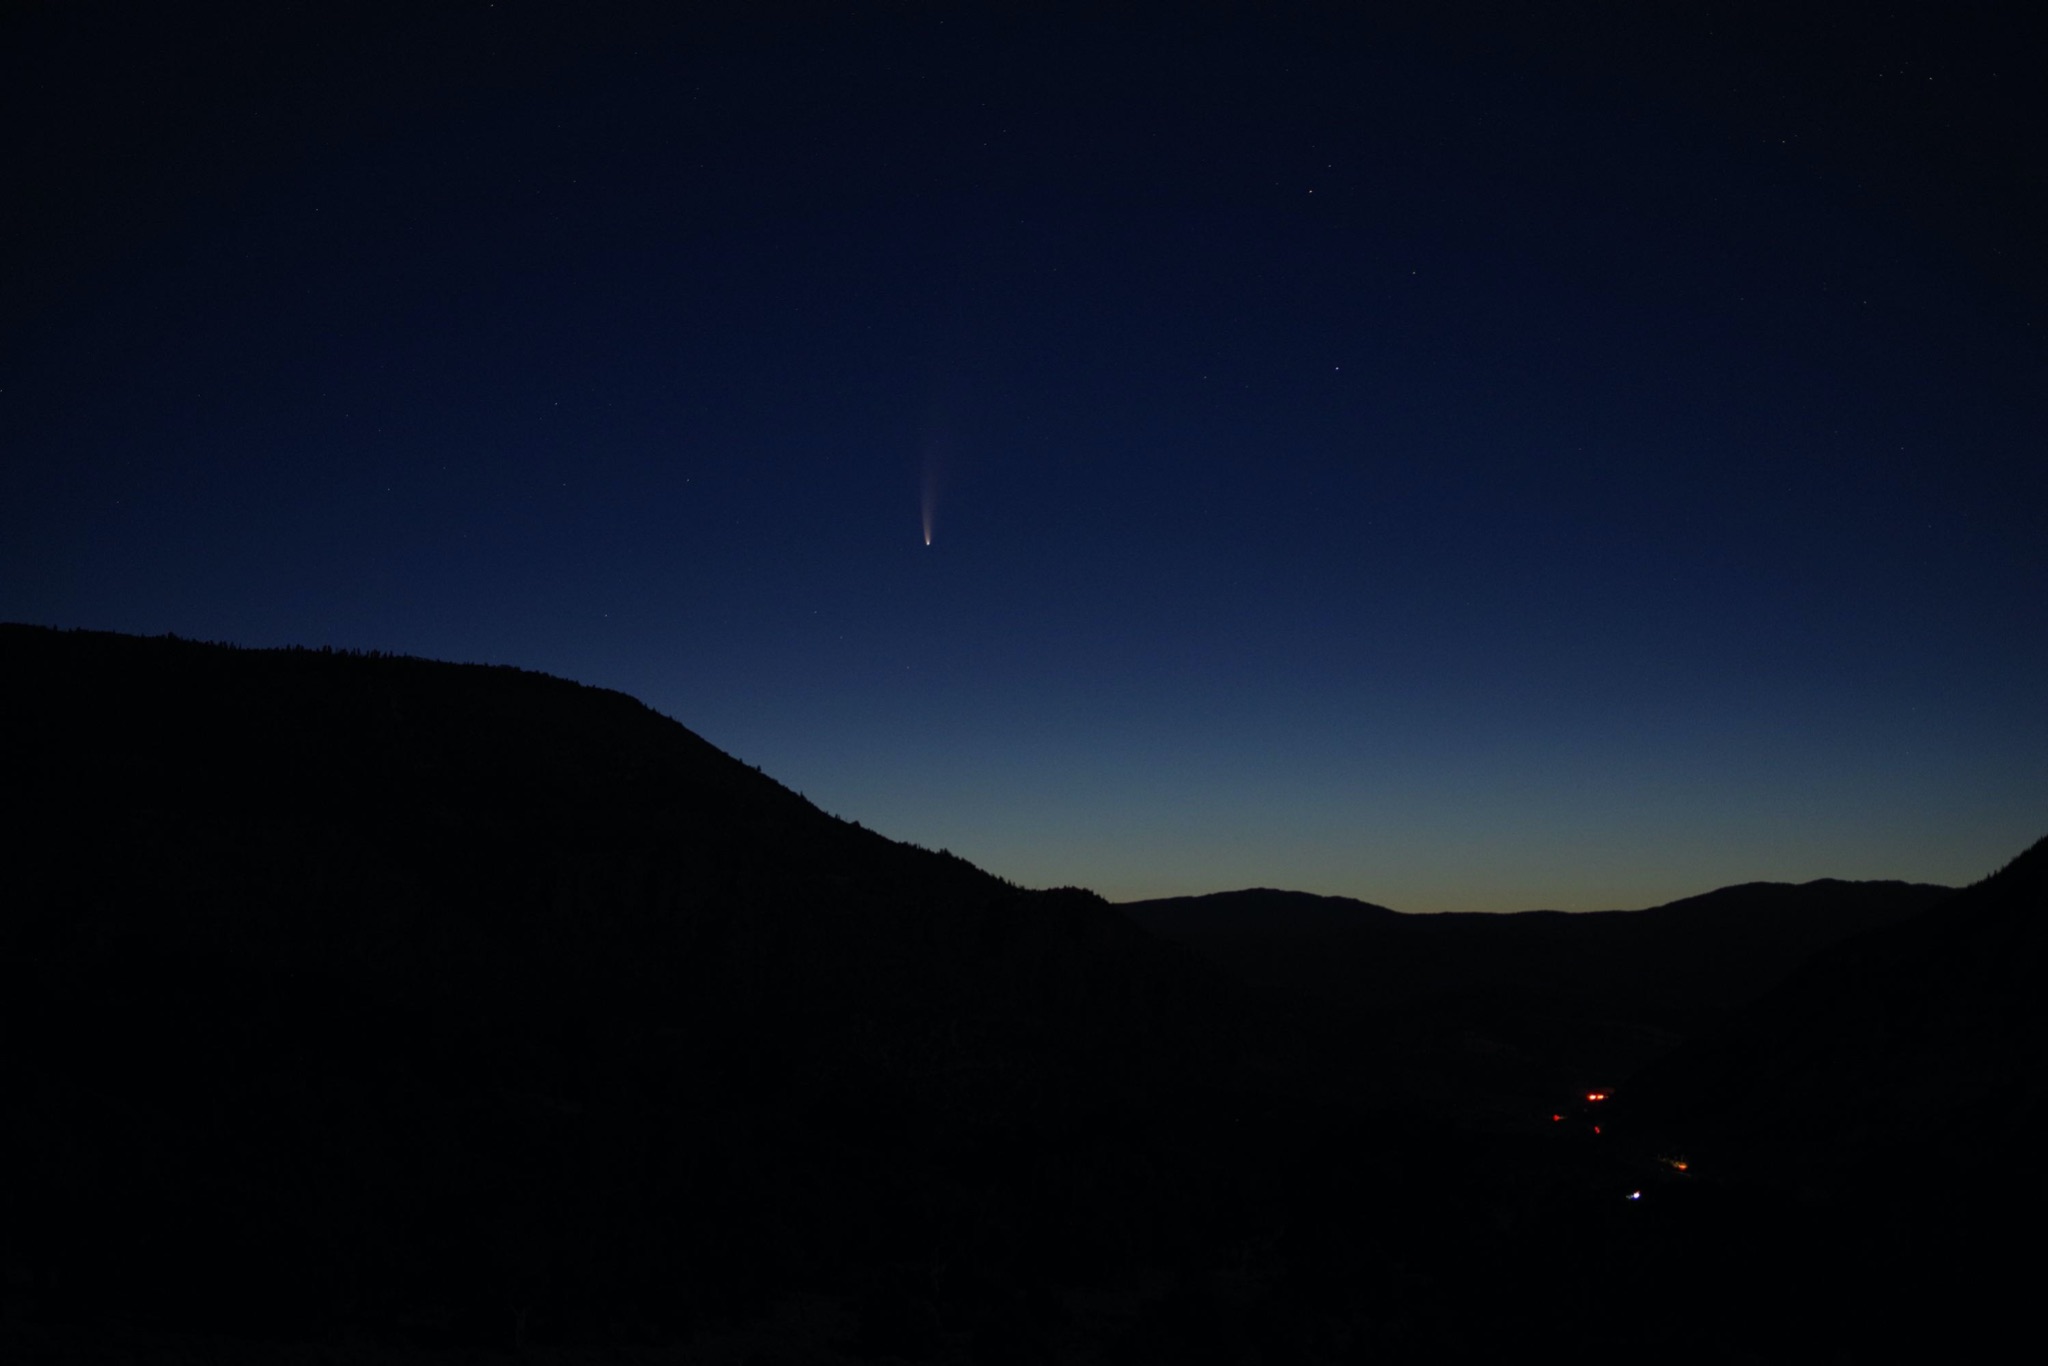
xmin=1622 ymin=831 xmax=2048 ymax=1187
xmin=1 ymin=626 xmax=1291 ymax=1353
xmin=1123 ymin=880 xmax=1955 ymax=1116
xmin=2 ymin=624 xmax=2037 ymax=1362
xmin=1604 ymin=833 xmax=2048 ymax=1347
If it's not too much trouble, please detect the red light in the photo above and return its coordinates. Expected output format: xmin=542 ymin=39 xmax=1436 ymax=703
xmin=1552 ymin=1114 xmax=1563 ymax=1122
xmin=1592 ymin=1125 xmax=1601 ymax=1135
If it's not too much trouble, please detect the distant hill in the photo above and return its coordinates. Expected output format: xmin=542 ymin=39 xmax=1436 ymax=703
xmin=1586 ymin=833 xmax=2048 ymax=1356
xmin=1120 ymin=887 xmax=1405 ymax=936
xmin=1621 ymin=831 xmax=2048 ymax=1192
xmin=1123 ymin=878 xmax=1955 ymax=1111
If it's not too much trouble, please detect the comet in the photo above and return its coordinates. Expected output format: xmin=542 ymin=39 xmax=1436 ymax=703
xmin=920 ymin=421 xmax=942 ymax=546
xmin=918 ymin=367 xmax=962 ymax=545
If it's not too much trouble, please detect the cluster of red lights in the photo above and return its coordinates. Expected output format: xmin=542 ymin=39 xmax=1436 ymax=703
xmin=1550 ymin=1092 xmax=1609 ymax=1132
xmin=1547 ymin=1090 xmax=1696 ymax=1198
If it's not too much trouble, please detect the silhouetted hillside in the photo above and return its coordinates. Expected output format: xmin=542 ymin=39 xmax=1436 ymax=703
xmin=1121 ymin=888 xmax=1405 ymax=938
xmin=1563 ymin=833 xmax=2048 ymax=1360
xmin=1622 ymin=832 xmax=2048 ymax=1190
xmin=1124 ymin=879 xmax=1953 ymax=1114
xmin=4 ymin=625 xmax=2026 ymax=1363
xmin=0 ymin=626 xmax=1311 ymax=1353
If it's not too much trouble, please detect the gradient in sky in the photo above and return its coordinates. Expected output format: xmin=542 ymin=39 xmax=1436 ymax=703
xmin=6 ymin=3 xmax=2044 ymax=910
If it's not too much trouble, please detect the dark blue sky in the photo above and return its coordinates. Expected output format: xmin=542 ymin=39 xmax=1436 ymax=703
xmin=8 ymin=2 xmax=2044 ymax=909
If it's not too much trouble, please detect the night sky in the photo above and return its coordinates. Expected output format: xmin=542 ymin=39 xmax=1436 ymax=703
xmin=8 ymin=2 xmax=2044 ymax=911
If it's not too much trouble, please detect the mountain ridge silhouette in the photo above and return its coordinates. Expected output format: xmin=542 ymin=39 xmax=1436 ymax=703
xmin=3 ymin=624 xmax=1294 ymax=1350
xmin=1620 ymin=829 xmax=2048 ymax=1190
xmin=3 ymin=623 xmax=2035 ymax=1361
xmin=1122 ymin=876 xmax=1955 ymax=1112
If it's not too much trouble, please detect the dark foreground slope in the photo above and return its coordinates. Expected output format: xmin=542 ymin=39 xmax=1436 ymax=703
xmin=0 ymin=626 xmax=1297 ymax=1353
xmin=1125 ymin=881 xmax=1954 ymax=1113
xmin=1621 ymin=830 xmax=2048 ymax=1192
xmin=1571 ymin=833 xmax=2048 ymax=1361
xmin=2 ymin=626 xmax=2032 ymax=1363
xmin=0 ymin=626 xmax=1590 ymax=1363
